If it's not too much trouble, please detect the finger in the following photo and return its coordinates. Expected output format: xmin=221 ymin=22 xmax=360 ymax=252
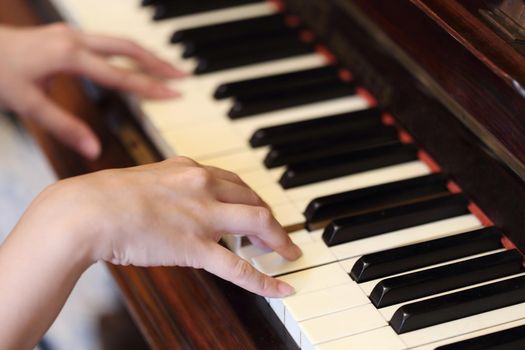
xmin=204 ymin=165 xmax=271 ymax=209
xmin=18 ymin=85 xmax=100 ymax=159
xmin=71 ymin=51 xmax=179 ymax=99
xmin=247 ymin=235 xmax=270 ymax=250
xmin=81 ymin=33 xmax=185 ymax=79
xmin=212 ymin=179 xmax=266 ymax=207
xmin=213 ymin=204 xmax=302 ymax=261
xmin=201 ymin=243 xmax=295 ymax=297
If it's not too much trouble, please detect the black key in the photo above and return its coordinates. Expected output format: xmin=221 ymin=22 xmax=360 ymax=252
xmin=171 ymin=14 xmax=287 ymax=45
xmin=194 ymin=34 xmax=313 ymax=75
xmin=141 ymin=0 xmax=157 ymax=6
xmin=153 ymin=0 xmax=263 ymax=21
xmin=215 ymin=66 xmax=340 ymax=100
xmin=182 ymin=22 xmax=291 ymax=58
xmin=229 ymin=81 xmax=354 ymax=118
xmin=182 ymin=26 xmax=295 ymax=58
xmin=264 ymin=127 xmax=399 ymax=168
xmin=279 ymin=143 xmax=418 ymax=189
xmin=305 ymin=173 xmax=449 ymax=230
xmin=390 ymin=274 xmax=525 ymax=334
xmin=322 ymin=193 xmax=469 ymax=247
xmin=371 ymin=250 xmax=523 ymax=308
xmin=350 ymin=227 xmax=503 ymax=283
xmin=250 ymin=108 xmax=383 ymax=148
xmin=436 ymin=324 xmax=525 ymax=350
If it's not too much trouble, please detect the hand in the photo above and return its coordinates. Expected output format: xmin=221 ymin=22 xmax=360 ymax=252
xmin=30 ymin=157 xmax=302 ymax=297
xmin=0 ymin=23 xmax=183 ymax=159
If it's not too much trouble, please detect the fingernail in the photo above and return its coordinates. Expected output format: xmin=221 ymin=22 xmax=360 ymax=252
xmin=81 ymin=138 xmax=101 ymax=160
xmin=278 ymin=281 xmax=295 ymax=297
xmin=292 ymin=244 xmax=303 ymax=259
xmin=155 ymin=85 xmax=180 ymax=98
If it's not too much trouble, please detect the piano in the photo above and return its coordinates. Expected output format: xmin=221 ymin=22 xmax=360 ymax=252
xmin=8 ymin=0 xmax=525 ymax=348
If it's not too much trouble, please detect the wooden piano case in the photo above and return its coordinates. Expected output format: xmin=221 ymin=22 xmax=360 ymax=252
xmin=2 ymin=0 xmax=525 ymax=348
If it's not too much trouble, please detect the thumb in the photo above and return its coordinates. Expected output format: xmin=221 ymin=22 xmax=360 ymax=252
xmin=19 ymin=85 xmax=101 ymax=159
xmin=201 ymin=243 xmax=295 ymax=298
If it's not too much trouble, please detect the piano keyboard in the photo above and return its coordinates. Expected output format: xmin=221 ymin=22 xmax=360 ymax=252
xmin=48 ymin=1 xmax=525 ymax=349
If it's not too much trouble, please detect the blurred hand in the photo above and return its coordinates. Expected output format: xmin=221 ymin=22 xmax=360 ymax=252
xmin=34 ymin=157 xmax=301 ymax=297
xmin=0 ymin=23 xmax=183 ymax=159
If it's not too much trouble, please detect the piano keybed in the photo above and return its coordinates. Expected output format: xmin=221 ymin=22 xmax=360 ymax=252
xmin=46 ymin=1 xmax=525 ymax=349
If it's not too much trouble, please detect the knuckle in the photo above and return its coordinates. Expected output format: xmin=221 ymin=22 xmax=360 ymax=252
xmin=231 ymin=172 xmax=244 ymax=184
xmin=47 ymin=23 xmax=74 ymax=36
xmin=233 ymin=259 xmax=252 ymax=282
xmin=259 ymin=275 xmax=273 ymax=294
xmin=173 ymin=156 xmax=197 ymax=166
xmin=126 ymin=40 xmax=146 ymax=55
xmin=47 ymin=25 xmax=81 ymax=63
xmin=115 ymin=70 xmax=134 ymax=87
xmin=248 ymin=190 xmax=263 ymax=206
xmin=19 ymin=96 xmax=40 ymax=118
xmin=254 ymin=207 xmax=273 ymax=226
xmin=187 ymin=167 xmax=213 ymax=188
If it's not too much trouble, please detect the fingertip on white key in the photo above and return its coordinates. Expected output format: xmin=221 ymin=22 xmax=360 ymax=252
xmin=277 ymin=280 xmax=296 ymax=297
xmin=252 ymin=240 xmax=336 ymax=276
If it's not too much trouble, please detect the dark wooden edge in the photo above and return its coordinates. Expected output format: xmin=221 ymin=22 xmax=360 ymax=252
xmin=414 ymin=0 xmax=525 ymax=87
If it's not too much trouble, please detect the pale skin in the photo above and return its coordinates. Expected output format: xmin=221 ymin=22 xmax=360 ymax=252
xmin=0 ymin=23 xmax=183 ymax=159
xmin=0 ymin=24 xmax=302 ymax=350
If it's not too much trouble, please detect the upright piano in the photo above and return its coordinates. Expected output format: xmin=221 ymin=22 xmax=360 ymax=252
xmin=11 ymin=0 xmax=525 ymax=348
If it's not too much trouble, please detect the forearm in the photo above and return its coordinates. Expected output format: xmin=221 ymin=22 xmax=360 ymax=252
xmin=0 ymin=186 xmax=94 ymax=350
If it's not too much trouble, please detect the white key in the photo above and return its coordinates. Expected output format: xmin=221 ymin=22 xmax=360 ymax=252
xmin=199 ymin=150 xmax=260 ymax=173
xmin=272 ymin=203 xmax=305 ymax=228
xmin=268 ymin=263 xmax=352 ymax=321
xmin=280 ymin=262 xmax=351 ymax=295
xmin=316 ymin=327 xmax=406 ymax=350
xmin=330 ymin=214 xmax=482 ymax=260
xmin=252 ymin=239 xmax=336 ymax=276
xmin=283 ymin=283 xmax=370 ymax=346
xmin=300 ymin=304 xmax=387 ymax=350
xmin=162 ymin=121 xmax=243 ymax=158
xmin=338 ymin=257 xmax=360 ymax=273
xmin=412 ymin=317 xmax=525 ymax=350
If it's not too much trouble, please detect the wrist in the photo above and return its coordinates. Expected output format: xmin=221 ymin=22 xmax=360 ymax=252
xmin=19 ymin=180 xmax=101 ymax=269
